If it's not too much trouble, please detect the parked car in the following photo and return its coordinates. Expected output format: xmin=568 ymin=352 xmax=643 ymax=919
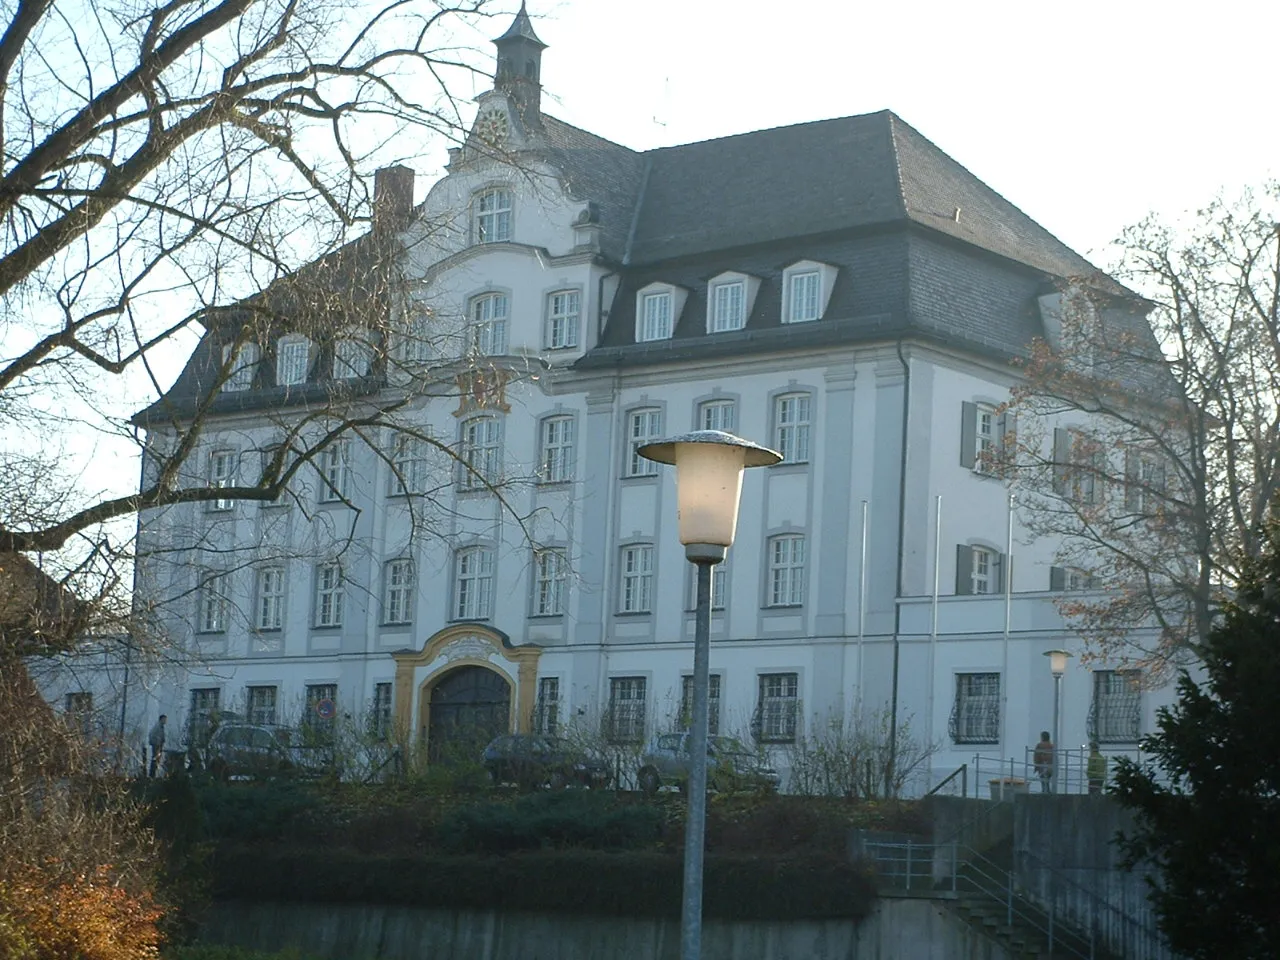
xmin=199 ymin=723 xmax=296 ymax=780
xmin=481 ymin=733 xmax=611 ymax=790
xmin=637 ymin=733 xmax=780 ymax=795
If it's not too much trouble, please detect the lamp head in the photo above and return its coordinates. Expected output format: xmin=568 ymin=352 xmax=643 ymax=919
xmin=1043 ymin=648 xmax=1072 ymax=678
xmin=637 ymin=430 xmax=781 ymax=559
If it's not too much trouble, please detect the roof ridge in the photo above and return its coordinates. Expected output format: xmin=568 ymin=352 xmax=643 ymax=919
xmin=541 ymin=113 xmax=639 ymax=156
xmin=883 ymin=111 xmax=910 ymax=219
xmin=641 ymin=109 xmax=895 ymax=156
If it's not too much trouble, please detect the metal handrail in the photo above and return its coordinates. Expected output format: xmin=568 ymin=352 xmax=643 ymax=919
xmin=927 ymin=762 xmax=968 ymax=798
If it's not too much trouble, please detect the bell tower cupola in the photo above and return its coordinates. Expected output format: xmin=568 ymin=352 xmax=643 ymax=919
xmin=493 ymin=2 xmax=546 ymax=128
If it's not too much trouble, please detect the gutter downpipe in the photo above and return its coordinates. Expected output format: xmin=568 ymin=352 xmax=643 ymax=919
xmin=927 ymin=494 xmax=941 ymax=756
xmin=856 ymin=500 xmax=868 ymax=709
xmin=1002 ymin=489 xmax=1015 ymax=758
xmin=887 ymin=338 xmax=911 ymax=795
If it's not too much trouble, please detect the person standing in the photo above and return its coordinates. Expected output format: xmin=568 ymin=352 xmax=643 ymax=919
xmin=147 ymin=714 xmax=167 ymax=777
xmin=1087 ymin=742 xmax=1108 ymax=795
xmin=1033 ymin=731 xmax=1055 ymax=794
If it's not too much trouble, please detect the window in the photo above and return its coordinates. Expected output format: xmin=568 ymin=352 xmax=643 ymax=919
xmin=197 ymin=571 xmax=229 ymax=633
xmin=392 ymin=310 xmax=432 ymax=365
xmin=314 ymin=563 xmax=344 ymax=627
xmin=1050 ymin=566 xmax=1095 ymax=592
xmin=470 ymin=293 xmax=509 ymax=356
xmin=474 ymin=187 xmax=512 ymax=243
xmin=454 ymin=546 xmax=495 ymax=620
xmin=1089 ymin=670 xmax=1141 ymax=743
xmin=276 ymin=335 xmax=311 ymax=386
xmin=949 ymin=673 xmax=1000 ymax=744
xmin=1054 ymin=428 xmax=1104 ymax=505
xmin=545 ymin=290 xmax=580 ymax=349
xmin=65 ymin=692 xmax=93 ymax=736
xmin=606 ymin=676 xmax=646 ymax=744
xmin=539 ymin=416 xmax=575 ymax=483
xmin=303 ymin=683 xmax=337 ymax=745
xmin=698 ymin=399 xmax=735 ymax=434
xmin=768 ymin=535 xmax=806 ymax=606
xmin=460 ymin=416 xmax=502 ymax=489
xmin=383 ymin=559 xmax=414 ymax=625
xmin=333 ymin=336 xmax=372 ymax=379
xmin=689 ymin=561 xmax=726 ymax=611
xmin=639 ymin=292 xmax=672 ymax=341
xmin=259 ymin=444 xmax=289 ymax=506
xmin=755 ymin=673 xmax=799 ymax=743
xmin=533 ymin=548 xmax=567 ymax=616
xmin=679 ymin=674 xmax=721 ymax=736
xmin=188 ymin=688 xmax=221 ymax=748
xmin=389 ymin=433 xmax=429 ymax=495
xmin=785 ymin=270 xmax=821 ymax=323
xmin=221 ymin=342 xmax=259 ymax=392
xmin=956 ymin=545 xmax=1004 ymax=596
xmin=626 ymin=408 xmax=662 ymax=477
xmin=208 ymin=449 xmax=236 ymax=511
xmin=709 ymin=280 xmax=746 ymax=332
xmin=317 ymin=440 xmax=351 ymax=503
xmin=960 ymin=402 xmax=1008 ymax=474
xmin=246 ymin=685 xmax=278 ymax=726
xmin=1125 ymin=449 xmax=1167 ymax=516
xmin=254 ymin=566 xmax=285 ymax=630
xmin=774 ymin=393 xmax=811 ymax=463
xmin=619 ymin=544 xmax=654 ymax=613
xmin=371 ymin=682 xmax=393 ymax=741
xmin=534 ymin=677 xmax=560 ymax=736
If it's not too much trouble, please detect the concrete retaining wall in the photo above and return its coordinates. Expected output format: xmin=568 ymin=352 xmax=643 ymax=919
xmin=200 ymin=898 xmax=1015 ymax=960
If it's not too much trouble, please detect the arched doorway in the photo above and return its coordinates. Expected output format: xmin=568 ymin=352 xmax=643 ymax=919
xmin=425 ymin=665 xmax=511 ymax=763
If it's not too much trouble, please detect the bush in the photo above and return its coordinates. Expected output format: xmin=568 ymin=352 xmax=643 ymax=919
xmin=436 ymin=791 xmax=663 ymax=853
xmin=194 ymin=780 xmax=329 ymax=845
xmin=165 ymin=949 xmax=326 ymax=960
xmin=210 ymin=846 xmax=877 ymax=922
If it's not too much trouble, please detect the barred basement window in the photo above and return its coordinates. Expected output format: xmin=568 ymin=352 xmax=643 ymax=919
xmin=303 ymin=683 xmax=337 ymax=745
xmin=607 ymin=676 xmax=646 ymax=744
xmin=1088 ymin=670 xmax=1141 ymax=743
xmin=679 ymin=674 xmax=721 ymax=736
xmin=949 ymin=673 xmax=1000 ymax=744
xmin=371 ymin=683 xmax=393 ymax=741
xmin=187 ymin=688 xmax=221 ymax=748
xmin=755 ymin=673 xmax=798 ymax=743
xmin=247 ymin=685 xmax=278 ymax=726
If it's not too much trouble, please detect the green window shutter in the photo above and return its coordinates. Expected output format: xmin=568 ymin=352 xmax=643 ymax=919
xmin=955 ymin=544 xmax=974 ymax=595
xmin=960 ymin=402 xmax=977 ymax=469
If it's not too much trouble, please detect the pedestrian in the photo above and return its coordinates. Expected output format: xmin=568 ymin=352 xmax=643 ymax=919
xmin=1087 ymin=742 xmax=1108 ymax=795
xmin=1033 ymin=730 xmax=1055 ymax=794
xmin=147 ymin=714 xmax=167 ymax=777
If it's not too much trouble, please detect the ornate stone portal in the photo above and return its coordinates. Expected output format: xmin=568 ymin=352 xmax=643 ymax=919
xmin=391 ymin=624 xmax=541 ymax=759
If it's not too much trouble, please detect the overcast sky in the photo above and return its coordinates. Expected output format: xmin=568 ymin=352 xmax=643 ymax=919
xmin=450 ymin=0 xmax=1280 ymax=264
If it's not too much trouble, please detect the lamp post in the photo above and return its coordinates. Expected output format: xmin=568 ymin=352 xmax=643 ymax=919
xmin=638 ymin=430 xmax=780 ymax=960
xmin=1043 ymin=648 xmax=1072 ymax=793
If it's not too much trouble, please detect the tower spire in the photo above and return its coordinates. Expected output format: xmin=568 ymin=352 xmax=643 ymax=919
xmin=493 ymin=2 xmax=546 ymax=127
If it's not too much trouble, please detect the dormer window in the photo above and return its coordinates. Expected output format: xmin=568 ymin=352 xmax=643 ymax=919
xmin=474 ymin=188 xmax=512 ymax=244
xmin=276 ymin=335 xmax=312 ymax=386
xmin=333 ymin=330 xmax=372 ymax=379
xmin=634 ymin=283 xmax=687 ymax=343
xmin=781 ymin=260 xmax=837 ymax=324
xmin=221 ymin=342 xmax=259 ymax=392
xmin=706 ymin=271 xmax=760 ymax=334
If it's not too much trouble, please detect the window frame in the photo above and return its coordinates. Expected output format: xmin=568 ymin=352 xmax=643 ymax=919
xmin=316 ymin=438 xmax=352 ymax=503
xmin=470 ymin=291 xmax=509 ymax=357
xmin=698 ymin=398 xmax=736 ymax=434
xmin=371 ymin=682 xmax=394 ymax=741
xmin=679 ymin=673 xmax=722 ymax=736
xmin=538 ymin=415 xmax=576 ymax=484
xmin=333 ymin=333 xmax=373 ymax=380
xmin=246 ymin=685 xmax=278 ymax=726
xmin=708 ymin=279 xmax=746 ymax=333
xmin=687 ymin=560 xmax=726 ymax=611
xmin=275 ymin=334 xmax=312 ymax=386
xmin=389 ymin=432 xmax=430 ymax=496
xmin=314 ymin=562 xmax=344 ymax=628
xmin=208 ymin=448 xmax=237 ymax=511
xmin=606 ymin=676 xmax=647 ymax=745
xmin=638 ymin=291 xmax=673 ymax=342
xmin=454 ymin=545 xmax=495 ymax=620
xmin=383 ymin=558 xmax=414 ymax=626
xmin=755 ymin=672 xmax=799 ymax=743
xmin=254 ymin=566 xmax=285 ymax=631
xmin=545 ymin=290 xmax=581 ymax=350
xmin=221 ymin=342 xmax=259 ymax=392
xmin=781 ymin=260 xmax=835 ymax=324
xmin=949 ymin=672 xmax=1001 ymax=745
xmin=532 ymin=547 xmax=567 ymax=617
xmin=774 ymin=392 xmax=812 ymax=464
xmin=619 ymin=543 xmax=655 ymax=614
xmin=187 ymin=688 xmax=221 ymax=748
xmin=197 ymin=570 xmax=229 ymax=634
xmin=534 ymin=677 xmax=560 ymax=736
xmin=303 ymin=683 xmax=338 ymax=745
xmin=1089 ymin=669 xmax=1142 ymax=744
xmin=459 ymin=415 xmax=502 ymax=490
xmin=473 ymin=187 xmax=513 ymax=244
xmin=625 ymin=407 xmax=663 ymax=478
xmin=767 ymin=534 xmax=806 ymax=607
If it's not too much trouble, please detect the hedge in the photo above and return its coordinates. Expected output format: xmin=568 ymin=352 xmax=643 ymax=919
xmin=211 ymin=846 xmax=877 ymax=922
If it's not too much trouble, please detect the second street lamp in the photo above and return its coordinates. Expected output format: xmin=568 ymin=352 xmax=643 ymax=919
xmin=637 ymin=430 xmax=781 ymax=960
xmin=1043 ymin=648 xmax=1072 ymax=793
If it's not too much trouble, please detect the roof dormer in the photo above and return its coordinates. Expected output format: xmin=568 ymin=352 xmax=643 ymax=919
xmin=705 ymin=271 xmax=760 ymax=334
xmin=635 ymin=282 xmax=687 ymax=343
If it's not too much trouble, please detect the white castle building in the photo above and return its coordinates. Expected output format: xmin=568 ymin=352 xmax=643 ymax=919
xmin=53 ymin=6 xmax=1174 ymax=791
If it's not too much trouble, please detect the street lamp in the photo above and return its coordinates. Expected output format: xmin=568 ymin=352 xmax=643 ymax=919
xmin=1043 ymin=648 xmax=1072 ymax=793
xmin=638 ymin=429 xmax=780 ymax=960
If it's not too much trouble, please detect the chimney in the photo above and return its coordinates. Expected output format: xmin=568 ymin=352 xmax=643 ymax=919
xmin=373 ymin=165 xmax=415 ymax=231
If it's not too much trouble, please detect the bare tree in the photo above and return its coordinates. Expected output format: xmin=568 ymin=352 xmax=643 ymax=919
xmin=0 ymin=0 xmax=556 ymax=644
xmin=1006 ymin=185 xmax=1280 ymax=675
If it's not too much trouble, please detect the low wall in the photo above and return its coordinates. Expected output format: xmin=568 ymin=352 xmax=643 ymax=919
xmin=200 ymin=898 xmax=1016 ymax=960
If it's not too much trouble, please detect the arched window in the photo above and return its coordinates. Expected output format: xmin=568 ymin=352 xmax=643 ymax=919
xmin=470 ymin=293 xmax=509 ymax=356
xmin=454 ymin=546 xmax=495 ymax=619
xmin=460 ymin=416 xmax=502 ymax=489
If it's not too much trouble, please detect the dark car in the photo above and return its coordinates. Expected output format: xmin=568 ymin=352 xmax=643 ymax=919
xmin=637 ymin=733 xmax=781 ymax=795
xmin=201 ymin=722 xmax=296 ymax=780
xmin=481 ymin=733 xmax=611 ymax=790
